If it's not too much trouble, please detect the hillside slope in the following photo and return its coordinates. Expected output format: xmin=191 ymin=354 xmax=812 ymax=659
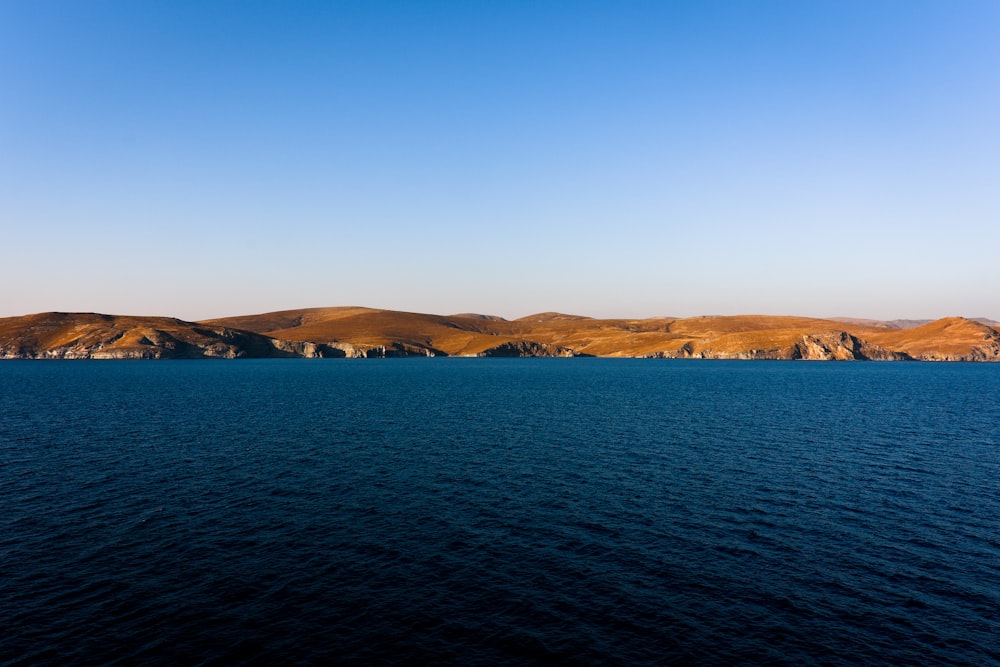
xmin=205 ymin=309 xmax=1000 ymax=361
xmin=4 ymin=309 xmax=998 ymax=360
xmin=866 ymin=317 xmax=1000 ymax=361
xmin=0 ymin=313 xmax=330 ymax=359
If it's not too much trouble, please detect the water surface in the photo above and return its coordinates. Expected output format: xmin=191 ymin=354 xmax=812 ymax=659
xmin=2 ymin=359 xmax=998 ymax=665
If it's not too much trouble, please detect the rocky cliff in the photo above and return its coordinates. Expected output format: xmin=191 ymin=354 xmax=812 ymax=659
xmin=477 ymin=341 xmax=580 ymax=357
xmin=791 ymin=332 xmax=909 ymax=361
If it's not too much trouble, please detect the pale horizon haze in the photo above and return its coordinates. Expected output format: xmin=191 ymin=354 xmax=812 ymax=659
xmin=2 ymin=1 xmax=998 ymax=322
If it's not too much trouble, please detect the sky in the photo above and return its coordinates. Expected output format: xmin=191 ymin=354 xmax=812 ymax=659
xmin=2 ymin=1 xmax=998 ymax=321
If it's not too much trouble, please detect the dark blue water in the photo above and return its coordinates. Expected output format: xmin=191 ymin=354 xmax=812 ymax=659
xmin=2 ymin=359 xmax=998 ymax=665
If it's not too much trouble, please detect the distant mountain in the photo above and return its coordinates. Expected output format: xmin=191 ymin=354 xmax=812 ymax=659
xmin=3 ymin=309 xmax=999 ymax=361
xmin=829 ymin=317 xmax=905 ymax=329
xmin=514 ymin=312 xmax=595 ymax=322
xmin=831 ymin=317 xmax=1000 ymax=329
xmin=449 ymin=313 xmax=508 ymax=321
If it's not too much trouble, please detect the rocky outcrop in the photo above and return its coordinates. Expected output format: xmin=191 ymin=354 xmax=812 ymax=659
xmin=322 ymin=342 xmax=365 ymax=358
xmin=969 ymin=327 xmax=1000 ymax=361
xmin=791 ymin=332 xmax=908 ymax=361
xmin=320 ymin=342 xmax=443 ymax=358
xmin=364 ymin=342 xmax=444 ymax=358
xmin=478 ymin=341 xmax=578 ymax=357
xmin=269 ymin=338 xmax=346 ymax=358
xmin=643 ymin=332 xmax=908 ymax=361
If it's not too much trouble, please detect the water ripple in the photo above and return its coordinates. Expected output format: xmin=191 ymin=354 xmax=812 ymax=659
xmin=1 ymin=359 xmax=998 ymax=665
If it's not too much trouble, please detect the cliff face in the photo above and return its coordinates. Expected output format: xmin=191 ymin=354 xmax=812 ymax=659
xmin=332 ymin=342 xmax=443 ymax=358
xmin=643 ymin=331 xmax=906 ymax=361
xmin=3 ymin=310 xmax=999 ymax=361
xmin=791 ymin=332 xmax=909 ymax=361
xmin=477 ymin=341 xmax=579 ymax=358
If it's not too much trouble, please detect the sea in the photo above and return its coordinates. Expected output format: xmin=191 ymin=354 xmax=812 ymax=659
xmin=1 ymin=359 xmax=998 ymax=666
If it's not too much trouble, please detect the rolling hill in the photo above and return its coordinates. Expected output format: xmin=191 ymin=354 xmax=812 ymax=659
xmin=0 ymin=312 xmax=329 ymax=359
xmin=204 ymin=307 xmax=1000 ymax=361
xmin=2 ymin=308 xmax=998 ymax=361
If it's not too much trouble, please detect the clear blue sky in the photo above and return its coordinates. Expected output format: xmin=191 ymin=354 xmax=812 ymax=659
xmin=2 ymin=1 xmax=998 ymax=321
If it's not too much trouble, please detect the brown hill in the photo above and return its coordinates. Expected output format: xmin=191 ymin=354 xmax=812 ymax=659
xmin=3 ymin=309 xmax=998 ymax=361
xmin=0 ymin=312 xmax=330 ymax=359
xmin=831 ymin=316 xmax=1000 ymax=330
xmin=449 ymin=313 xmax=508 ymax=321
xmin=514 ymin=312 xmax=595 ymax=322
xmin=203 ymin=307 xmax=509 ymax=356
xmin=865 ymin=317 xmax=1000 ymax=361
xmin=829 ymin=317 xmax=904 ymax=329
xmin=205 ymin=309 xmax=1000 ymax=361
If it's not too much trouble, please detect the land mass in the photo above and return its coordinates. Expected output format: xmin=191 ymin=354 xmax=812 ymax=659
xmin=2 ymin=308 xmax=999 ymax=361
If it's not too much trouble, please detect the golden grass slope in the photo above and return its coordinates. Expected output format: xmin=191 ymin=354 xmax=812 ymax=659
xmin=865 ymin=317 xmax=1000 ymax=361
xmin=204 ymin=309 xmax=1000 ymax=361
xmin=204 ymin=307 xmax=508 ymax=356
xmin=3 ymin=309 xmax=998 ymax=360
xmin=0 ymin=312 xmax=312 ymax=359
